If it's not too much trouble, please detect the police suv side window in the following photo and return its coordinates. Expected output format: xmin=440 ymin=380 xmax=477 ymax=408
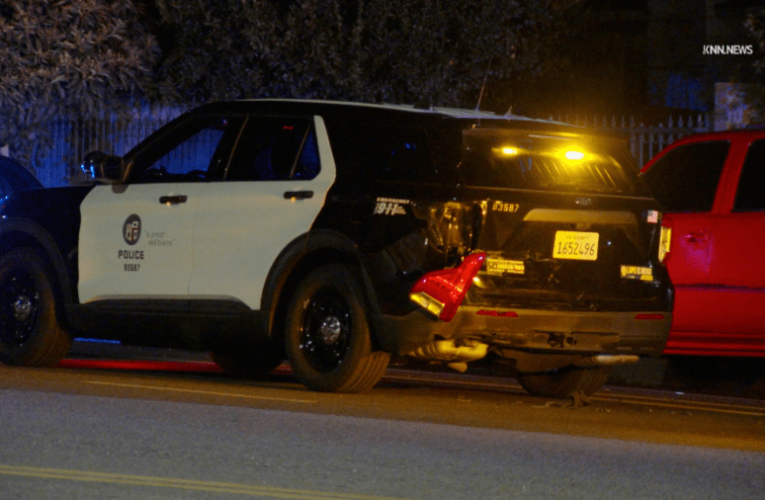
xmin=225 ymin=118 xmax=319 ymax=181
xmin=133 ymin=117 xmax=242 ymax=183
xmin=734 ymin=140 xmax=765 ymax=211
xmin=641 ymin=140 xmax=730 ymax=212
xmin=370 ymin=126 xmax=433 ymax=183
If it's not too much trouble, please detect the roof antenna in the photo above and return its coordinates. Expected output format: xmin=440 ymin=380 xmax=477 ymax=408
xmin=475 ymin=55 xmax=494 ymax=111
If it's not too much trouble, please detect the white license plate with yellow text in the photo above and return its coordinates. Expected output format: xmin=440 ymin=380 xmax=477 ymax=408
xmin=553 ymin=231 xmax=599 ymax=261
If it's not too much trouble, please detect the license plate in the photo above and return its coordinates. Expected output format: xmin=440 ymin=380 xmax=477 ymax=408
xmin=553 ymin=231 xmax=599 ymax=261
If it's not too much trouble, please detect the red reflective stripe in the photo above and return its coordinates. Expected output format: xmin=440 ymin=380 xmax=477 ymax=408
xmin=635 ymin=314 xmax=665 ymax=320
xmin=476 ymin=309 xmax=518 ymax=318
xmin=57 ymin=359 xmax=224 ymax=372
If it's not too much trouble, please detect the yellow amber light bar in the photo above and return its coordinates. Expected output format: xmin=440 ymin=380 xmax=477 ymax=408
xmin=564 ymin=150 xmax=586 ymax=161
xmin=492 ymin=146 xmax=523 ymax=156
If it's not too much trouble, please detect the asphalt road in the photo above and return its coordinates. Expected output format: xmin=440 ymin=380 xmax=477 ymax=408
xmin=1 ymin=350 xmax=764 ymax=500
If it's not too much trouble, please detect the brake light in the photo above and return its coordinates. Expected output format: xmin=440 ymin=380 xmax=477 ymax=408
xmin=409 ymin=253 xmax=487 ymax=322
xmin=658 ymin=217 xmax=672 ymax=264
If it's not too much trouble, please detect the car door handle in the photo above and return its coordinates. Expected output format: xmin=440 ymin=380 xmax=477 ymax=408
xmin=683 ymin=231 xmax=709 ymax=244
xmin=284 ymin=190 xmax=313 ymax=200
xmin=159 ymin=195 xmax=188 ymax=205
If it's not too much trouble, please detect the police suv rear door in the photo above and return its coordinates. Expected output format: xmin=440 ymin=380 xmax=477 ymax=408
xmin=188 ymin=115 xmax=336 ymax=310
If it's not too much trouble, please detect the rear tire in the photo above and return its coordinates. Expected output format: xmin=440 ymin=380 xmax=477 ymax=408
xmin=285 ymin=264 xmax=390 ymax=393
xmin=0 ymin=248 xmax=71 ymax=366
xmin=517 ymin=366 xmax=612 ymax=398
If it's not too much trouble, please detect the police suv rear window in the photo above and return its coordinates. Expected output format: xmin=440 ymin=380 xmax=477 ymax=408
xmin=459 ymin=130 xmax=642 ymax=195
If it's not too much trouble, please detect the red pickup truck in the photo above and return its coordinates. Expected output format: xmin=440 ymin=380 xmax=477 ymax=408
xmin=641 ymin=129 xmax=765 ymax=358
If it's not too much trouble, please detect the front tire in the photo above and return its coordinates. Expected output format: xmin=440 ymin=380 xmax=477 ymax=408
xmin=0 ymin=248 xmax=71 ymax=366
xmin=285 ymin=264 xmax=390 ymax=393
xmin=517 ymin=366 xmax=612 ymax=398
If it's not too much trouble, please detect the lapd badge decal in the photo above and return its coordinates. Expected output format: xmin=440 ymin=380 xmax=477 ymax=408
xmin=123 ymin=214 xmax=141 ymax=245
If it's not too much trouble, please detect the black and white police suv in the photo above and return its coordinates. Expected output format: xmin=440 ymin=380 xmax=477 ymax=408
xmin=0 ymin=100 xmax=673 ymax=397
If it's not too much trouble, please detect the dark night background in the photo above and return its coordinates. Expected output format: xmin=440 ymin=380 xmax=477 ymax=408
xmin=1 ymin=0 xmax=763 ymax=140
xmin=132 ymin=0 xmax=764 ymax=119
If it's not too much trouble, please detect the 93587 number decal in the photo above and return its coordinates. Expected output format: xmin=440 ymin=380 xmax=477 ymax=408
xmin=553 ymin=231 xmax=599 ymax=261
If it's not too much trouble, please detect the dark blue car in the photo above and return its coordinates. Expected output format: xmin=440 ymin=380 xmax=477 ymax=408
xmin=0 ymin=156 xmax=42 ymax=199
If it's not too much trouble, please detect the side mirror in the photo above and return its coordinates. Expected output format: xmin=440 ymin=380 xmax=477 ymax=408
xmin=81 ymin=151 xmax=125 ymax=182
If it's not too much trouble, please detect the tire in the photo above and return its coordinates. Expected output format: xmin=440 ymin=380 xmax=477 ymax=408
xmin=209 ymin=344 xmax=284 ymax=378
xmin=0 ymin=248 xmax=72 ymax=366
xmin=517 ymin=366 xmax=612 ymax=398
xmin=285 ymin=264 xmax=390 ymax=393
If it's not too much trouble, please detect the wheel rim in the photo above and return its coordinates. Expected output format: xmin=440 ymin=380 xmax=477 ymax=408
xmin=298 ymin=286 xmax=352 ymax=372
xmin=0 ymin=267 xmax=40 ymax=347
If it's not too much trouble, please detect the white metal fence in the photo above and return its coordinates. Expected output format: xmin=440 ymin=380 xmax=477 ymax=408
xmin=14 ymin=107 xmax=713 ymax=187
xmin=32 ymin=105 xmax=184 ymax=187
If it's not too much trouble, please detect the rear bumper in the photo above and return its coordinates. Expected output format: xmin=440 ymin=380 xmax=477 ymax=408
xmin=375 ymin=306 xmax=671 ymax=357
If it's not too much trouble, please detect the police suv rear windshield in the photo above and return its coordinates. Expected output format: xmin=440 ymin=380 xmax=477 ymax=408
xmin=459 ymin=129 xmax=648 ymax=196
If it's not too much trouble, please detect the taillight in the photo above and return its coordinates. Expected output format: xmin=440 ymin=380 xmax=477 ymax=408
xmin=409 ymin=253 xmax=486 ymax=322
xmin=658 ymin=216 xmax=672 ymax=264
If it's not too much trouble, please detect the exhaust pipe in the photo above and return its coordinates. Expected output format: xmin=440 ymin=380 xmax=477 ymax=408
xmin=406 ymin=340 xmax=489 ymax=373
xmin=574 ymin=354 xmax=639 ymax=367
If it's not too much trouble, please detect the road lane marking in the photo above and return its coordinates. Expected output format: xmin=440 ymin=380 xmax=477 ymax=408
xmin=383 ymin=373 xmax=527 ymax=393
xmin=385 ymin=373 xmax=765 ymax=416
xmin=598 ymin=392 xmax=765 ymax=412
xmin=589 ymin=397 xmax=765 ymax=417
xmin=0 ymin=465 xmax=411 ymax=500
xmin=85 ymin=381 xmax=317 ymax=404
xmin=82 ymin=373 xmax=765 ymax=416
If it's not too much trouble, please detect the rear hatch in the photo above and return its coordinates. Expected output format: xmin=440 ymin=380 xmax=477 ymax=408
xmin=459 ymin=126 xmax=670 ymax=312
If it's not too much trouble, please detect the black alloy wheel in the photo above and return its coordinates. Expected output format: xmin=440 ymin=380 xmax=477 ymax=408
xmin=0 ymin=266 xmax=40 ymax=348
xmin=0 ymin=249 xmax=71 ymax=366
xmin=285 ymin=264 xmax=390 ymax=393
xmin=298 ymin=286 xmax=353 ymax=373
